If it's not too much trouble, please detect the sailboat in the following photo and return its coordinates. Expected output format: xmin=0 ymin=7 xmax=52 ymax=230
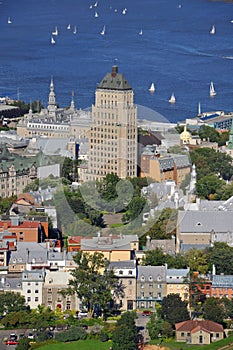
xmin=210 ymin=25 xmax=215 ymax=35
xmin=100 ymin=25 xmax=106 ymax=35
xmin=149 ymin=83 xmax=155 ymax=93
xmin=52 ymin=26 xmax=58 ymax=36
xmin=7 ymin=17 xmax=12 ymax=24
xmin=73 ymin=26 xmax=77 ymax=34
xmin=51 ymin=36 xmax=55 ymax=45
xmin=169 ymin=93 xmax=176 ymax=103
xmin=67 ymin=23 xmax=71 ymax=30
xmin=122 ymin=8 xmax=127 ymax=15
xmin=94 ymin=11 xmax=99 ymax=18
xmin=198 ymin=101 xmax=201 ymax=115
xmin=94 ymin=1 xmax=98 ymax=7
xmin=139 ymin=29 xmax=143 ymax=36
xmin=209 ymin=81 xmax=216 ymax=97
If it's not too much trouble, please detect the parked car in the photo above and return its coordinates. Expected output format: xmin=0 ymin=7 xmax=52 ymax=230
xmin=5 ymin=340 xmax=19 ymax=345
xmin=142 ymin=310 xmax=151 ymax=316
xmin=9 ymin=333 xmax=17 ymax=341
xmin=27 ymin=333 xmax=35 ymax=339
xmin=78 ymin=311 xmax=88 ymax=318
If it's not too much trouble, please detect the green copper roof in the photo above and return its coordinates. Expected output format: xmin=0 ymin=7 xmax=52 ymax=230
xmin=97 ymin=66 xmax=132 ymax=91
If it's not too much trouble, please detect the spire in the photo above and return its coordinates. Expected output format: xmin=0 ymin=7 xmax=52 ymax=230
xmin=29 ymin=100 xmax=33 ymax=117
xmin=228 ymin=118 xmax=233 ymax=149
xmin=47 ymin=77 xmax=57 ymax=118
xmin=70 ymin=90 xmax=75 ymax=110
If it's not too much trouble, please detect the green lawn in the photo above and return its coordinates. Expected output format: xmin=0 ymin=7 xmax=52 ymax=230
xmin=36 ymin=340 xmax=112 ymax=350
xmin=151 ymin=335 xmax=233 ymax=350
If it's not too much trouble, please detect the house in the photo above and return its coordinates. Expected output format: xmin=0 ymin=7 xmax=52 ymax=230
xmin=22 ymin=269 xmax=45 ymax=309
xmin=81 ymin=234 xmax=139 ymax=262
xmin=136 ymin=265 xmax=167 ymax=309
xmin=175 ymin=320 xmax=224 ymax=345
xmin=0 ymin=216 xmax=49 ymax=243
xmin=211 ymin=274 xmax=233 ymax=300
xmin=109 ymin=260 xmax=137 ymax=311
xmin=42 ymin=270 xmax=79 ymax=312
xmin=166 ymin=268 xmax=190 ymax=303
xmin=176 ymin=210 xmax=233 ymax=253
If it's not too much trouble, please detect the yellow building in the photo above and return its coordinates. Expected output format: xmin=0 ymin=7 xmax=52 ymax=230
xmin=81 ymin=234 xmax=139 ymax=262
xmin=166 ymin=268 xmax=190 ymax=303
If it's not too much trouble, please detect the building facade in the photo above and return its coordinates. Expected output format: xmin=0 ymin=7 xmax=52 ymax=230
xmin=87 ymin=66 xmax=137 ymax=180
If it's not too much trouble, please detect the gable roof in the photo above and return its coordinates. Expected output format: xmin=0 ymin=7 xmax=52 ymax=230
xmin=175 ymin=320 xmax=224 ymax=333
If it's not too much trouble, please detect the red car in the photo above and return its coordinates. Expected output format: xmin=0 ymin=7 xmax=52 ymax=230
xmin=5 ymin=340 xmax=19 ymax=345
xmin=142 ymin=310 xmax=151 ymax=316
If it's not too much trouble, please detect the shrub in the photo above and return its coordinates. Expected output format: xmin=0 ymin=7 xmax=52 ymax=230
xmin=99 ymin=331 xmax=109 ymax=342
xmin=55 ymin=326 xmax=87 ymax=342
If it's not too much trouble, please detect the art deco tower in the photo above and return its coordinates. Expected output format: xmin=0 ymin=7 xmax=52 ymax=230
xmin=88 ymin=66 xmax=137 ymax=180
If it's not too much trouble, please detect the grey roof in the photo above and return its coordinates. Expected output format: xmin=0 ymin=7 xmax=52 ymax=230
xmin=178 ymin=210 xmax=233 ymax=233
xmin=180 ymin=243 xmax=210 ymax=252
xmin=137 ymin=265 xmax=166 ymax=282
xmin=109 ymin=260 xmax=136 ymax=269
xmin=166 ymin=268 xmax=190 ymax=283
xmin=22 ymin=269 xmax=45 ymax=281
xmin=9 ymin=242 xmax=47 ymax=264
xmin=98 ymin=66 xmax=132 ymax=91
xmin=198 ymin=200 xmax=225 ymax=211
xmin=172 ymin=154 xmax=190 ymax=168
xmin=0 ymin=276 xmax=22 ymax=290
xmin=158 ymin=157 xmax=174 ymax=171
xmin=142 ymin=182 xmax=172 ymax=198
xmin=212 ymin=275 xmax=233 ymax=287
xmin=81 ymin=234 xmax=138 ymax=251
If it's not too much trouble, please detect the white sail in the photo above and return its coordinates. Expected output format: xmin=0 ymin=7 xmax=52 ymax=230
xmin=169 ymin=93 xmax=176 ymax=103
xmin=100 ymin=25 xmax=106 ymax=35
xmin=139 ymin=29 xmax=143 ymax=35
xmin=73 ymin=26 xmax=77 ymax=34
xmin=67 ymin=23 xmax=71 ymax=30
xmin=198 ymin=101 xmax=201 ymax=115
xmin=95 ymin=11 xmax=99 ymax=18
xmin=149 ymin=83 xmax=155 ymax=93
xmin=8 ymin=17 xmax=12 ymax=24
xmin=210 ymin=81 xmax=216 ymax=97
xmin=52 ymin=26 xmax=58 ymax=36
xmin=210 ymin=25 xmax=215 ymax=35
xmin=51 ymin=36 xmax=55 ymax=45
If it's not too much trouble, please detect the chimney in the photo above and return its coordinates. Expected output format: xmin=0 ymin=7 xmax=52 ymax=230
xmin=212 ymin=264 xmax=216 ymax=275
xmin=111 ymin=66 xmax=118 ymax=77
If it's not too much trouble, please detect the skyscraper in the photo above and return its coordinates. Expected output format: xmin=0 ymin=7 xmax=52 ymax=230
xmin=88 ymin=66 xmax=137 ymax=180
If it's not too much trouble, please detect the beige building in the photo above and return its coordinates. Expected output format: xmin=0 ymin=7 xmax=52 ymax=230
xmin=42 ymin=270 xmax=79 ymax=312
xmin=140 ymin=153 xmax=190 ymax=185
xmin=87 ymin=66 xmax=137 ymax=180
xmin=175 ymin=320 xmax=224 ymax=345
xmin=17 ymin=79 xmax=91 ymax=139
xmin=109 ymin=260 xmax=137 ymax=311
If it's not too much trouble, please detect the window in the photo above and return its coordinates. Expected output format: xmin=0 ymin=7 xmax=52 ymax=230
xmin=216 ymin=333 xmax=219 ymax=338
xmin=27 ymin=290 xmax=31 ymax=293
xmin=27 ymin=297 xmax=31 ymax=302
xmin=35 ymin=290 xmax=39 ymax=294
xmin=27 ymin=283 xmax=31 ymax=286
xmin=119 ymin=270 xmax=123 ymax=275
xmin=35 ymin=297 xmax=39 ymax=302
xmin=181 ymin=332 xmax=184 ymax=337
xmin=187 ymin=332 xmax=190 ymax=336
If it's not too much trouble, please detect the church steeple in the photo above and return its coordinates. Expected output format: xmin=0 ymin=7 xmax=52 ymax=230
xmin=47 ymin=76 xmax=57 ymax=118
xmin=70 ymin=90 xmax=75 ymax=111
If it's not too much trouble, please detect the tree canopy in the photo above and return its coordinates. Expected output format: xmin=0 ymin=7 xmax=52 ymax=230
xmin=0 ymin=291 xmax=28 ymax=315
xmin=64 ymin=252 xmax=124 ymax=319
xmin=159 ymin=294 xmax=189 ymax=327
xmin=112 ymin=311 xmax=138 ymax=350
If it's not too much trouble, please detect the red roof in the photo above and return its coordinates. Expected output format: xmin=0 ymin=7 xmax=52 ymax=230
xmin=175 ymin=320 xmax=224 ymax=333
xmin=0 ymin=221 xmax=40 ymax=229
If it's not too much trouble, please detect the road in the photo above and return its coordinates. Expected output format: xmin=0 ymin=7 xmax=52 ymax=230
xmin=0 ymin=329 xmax=31 ymax=350
xmin=136 ymin=312 xmax=151 ymax=343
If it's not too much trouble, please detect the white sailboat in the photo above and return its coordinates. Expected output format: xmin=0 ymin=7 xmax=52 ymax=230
xmin=210 ymin=25 xmax=215 ymax=35
xmin=7 ymin=17 xmax=12 ymax=24
xmin=139 ymin=29 xmax=143 ymax=36
xmin=149 ymin=83 xmax=155 ymax=93
xmin=198 ymin=101 xmax=201 ymax=115
xmin=94 ymin=1 xmax=98 ymax=7
xmin=94 ymin=11 xmax=99 ymax=18
xmin=100 ymin=25 xmax=106 ymax=35
xmin=52 ymin=26 xmax=58 ymax=36
xmin=67 ymin=23 xmax=71 ymax=30
xmin=122 ymin=8 xmax=127 ymax=15
xmin=73 ymin=26 xmax=77 ymax=34
xmin=169 ymin=93 xmax=176 ymax=103
xmin=51 ymin=36 xmax=55 ymax=45
xmin=209 ymin=81 xmax=216 ymax=97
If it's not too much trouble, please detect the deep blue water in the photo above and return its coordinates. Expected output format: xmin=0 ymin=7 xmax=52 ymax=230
xmin=0 ymin=0 xmax=233 ymax=123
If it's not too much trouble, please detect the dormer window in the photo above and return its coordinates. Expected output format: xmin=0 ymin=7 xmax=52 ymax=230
xmin=196 ymin=222 xmax=202 ymax=226
xmin=157 ymin=275 xmax=161 ymax=282
xmin=141 ymin=275 xmax=145 ymax=282
xmin=148 ymin=275 xmax=153 ymax=282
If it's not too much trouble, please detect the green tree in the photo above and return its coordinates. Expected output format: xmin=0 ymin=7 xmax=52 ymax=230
xmin=16 ymin=338 xmax=31 ymax=350
xmin=207 ymin=242 xmax=233 ymax=275
xmin=63 ymin=252 xmax=124 ymax=320
xmin=0 ymin=292 xmax=28 ymax=315
xmin=198 ymin=125 xmax=220 ymax=143
xmin=186 ymin=248 xmax=209 ymax=274
xmin=160 ymin=294 xmax=189 ymax=327
xmin=112 ymin=311 xmax=138 ymax=350
xmin=196 ymin=174 xmax=224 ymax=199
xmin=142 ymin=248 xmax=166 ymax=266
xmin=122 ymin=196 xmax=146 ymax=223
xmin=203 ymin=298 xmax=225 ymax=324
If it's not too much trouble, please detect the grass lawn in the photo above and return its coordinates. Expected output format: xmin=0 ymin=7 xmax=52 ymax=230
xmin=151 ymin=335 xmax=233 ymax=350
xmin=36 ymin=340 xmax=112 ymax=350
